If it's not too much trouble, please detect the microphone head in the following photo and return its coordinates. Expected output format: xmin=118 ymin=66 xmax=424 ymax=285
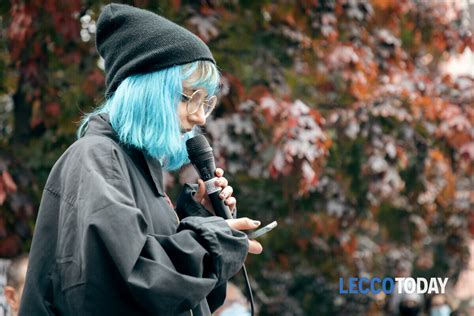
xmin=186 ymin=134 xmax=213 ymax=162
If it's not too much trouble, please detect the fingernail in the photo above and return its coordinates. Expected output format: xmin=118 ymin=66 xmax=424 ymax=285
xmin=253 ymin=220 xmax=261 ymax=226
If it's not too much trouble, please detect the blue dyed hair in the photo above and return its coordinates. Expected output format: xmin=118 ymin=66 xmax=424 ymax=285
xmin=77 ymin=60 xmax=220 ymax=171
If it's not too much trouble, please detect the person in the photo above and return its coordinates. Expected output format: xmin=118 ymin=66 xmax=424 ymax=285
xmin=398 ymin=292 xmax=423 ymax=316
xmin=3 ymin=255 xmax=28 ymax=316
xmin=214 ymin=282 xmax=251 ymax=316
xmin=428 ymin=294 xmax=452 ymax=316
xmin=19 ymin=3 xmax=262 ymax=315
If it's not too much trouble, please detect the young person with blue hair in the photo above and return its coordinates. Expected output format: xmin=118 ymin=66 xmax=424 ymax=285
xmin=19 ymin=4 xmax=262 ymax=315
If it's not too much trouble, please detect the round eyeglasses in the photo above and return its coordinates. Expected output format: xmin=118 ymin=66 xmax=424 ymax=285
xmin=180 ymin=89 xmax=217 ymax=117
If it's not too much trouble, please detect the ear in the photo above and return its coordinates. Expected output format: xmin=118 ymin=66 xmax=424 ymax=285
xmin=4 ymin=286 xmax=20 ymax=312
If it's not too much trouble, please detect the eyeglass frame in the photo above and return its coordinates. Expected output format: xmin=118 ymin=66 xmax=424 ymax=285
xmin=179 ymin=89 xmax=217 ymax=117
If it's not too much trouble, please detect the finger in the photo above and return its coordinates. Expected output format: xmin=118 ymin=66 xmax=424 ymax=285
xmin=225 ymin=197 xmax=236 ymax=211
xmin=215 ymin=168 xmax=224 ymax=177
xmin=226 ymin=217 xmax=261 ymax=231
xmin=219 ymin=186 xmax=233 ymax=199
xmin=193 ymin=179 xmax=206 ymax=202
xmin=215 ymin=177 xmax=228 ymax=188
xmin=248 ymin=240 xmax=263 ymax=254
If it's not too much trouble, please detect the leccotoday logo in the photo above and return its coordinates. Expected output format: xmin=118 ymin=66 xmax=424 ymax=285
xmin=339 ymin=277 xmax=449 ymax=295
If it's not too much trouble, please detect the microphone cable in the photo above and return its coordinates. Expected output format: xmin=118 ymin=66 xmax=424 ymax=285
xmin=242 ymin=264 xmax=255 ymax=316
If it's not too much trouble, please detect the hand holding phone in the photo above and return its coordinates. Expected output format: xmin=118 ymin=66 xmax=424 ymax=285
xmin=247 ymin=221 xmax=278 ymax=239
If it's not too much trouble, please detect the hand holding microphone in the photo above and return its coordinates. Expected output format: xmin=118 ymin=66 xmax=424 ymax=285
xmin=192 ymin=168 xmax=263 ymax=254
xmin=193 ymin=168 xmax=236 ymax=217
xmin=186 ymin=135 xmax=263 ymax=254
xmin=186 ymin=135 xmax=233 ymax=219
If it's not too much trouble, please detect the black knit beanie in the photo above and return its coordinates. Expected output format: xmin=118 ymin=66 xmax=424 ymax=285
xmin=96 ymin=3 xmax=216 ymax=97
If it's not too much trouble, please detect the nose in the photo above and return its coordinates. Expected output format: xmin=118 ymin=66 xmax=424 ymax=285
xmin=190 ymin=106 xmax=206 ymax=126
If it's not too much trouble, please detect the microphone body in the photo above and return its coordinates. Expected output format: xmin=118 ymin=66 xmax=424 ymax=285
xmin=186 ymin=135 xmax=233 ymax=219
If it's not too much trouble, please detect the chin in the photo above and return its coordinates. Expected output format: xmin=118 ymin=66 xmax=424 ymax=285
xmin=180 ymin=129 xmax=193 ymax=138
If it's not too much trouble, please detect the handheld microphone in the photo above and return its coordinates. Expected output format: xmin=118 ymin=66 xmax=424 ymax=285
xmin=186 ymin=134 xmax=233 ymax=219
xmin=187 ymin=134 xmax=256 ymax=316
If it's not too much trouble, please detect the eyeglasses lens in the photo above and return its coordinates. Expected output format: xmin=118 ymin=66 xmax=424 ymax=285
xmin=204 ymin=96 xmax=217 ymax=116
xmin=187 ymin=90 xmax=216 ymax=117
xmin=187 ymin=90 xmax=204 ymax=114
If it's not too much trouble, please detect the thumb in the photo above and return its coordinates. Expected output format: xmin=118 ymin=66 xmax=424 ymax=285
xmin=193 ymin=179 xmax=206 ymax=202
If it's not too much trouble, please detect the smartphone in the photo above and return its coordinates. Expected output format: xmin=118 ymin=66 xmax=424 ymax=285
xmin=247 ymin=221 xmax=278 ymax=239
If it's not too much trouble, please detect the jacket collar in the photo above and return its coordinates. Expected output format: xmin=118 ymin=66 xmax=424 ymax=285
xmin=85 ymin=113 xmax=165 ymax=197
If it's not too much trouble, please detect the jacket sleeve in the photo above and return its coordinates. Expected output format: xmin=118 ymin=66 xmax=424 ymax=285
xmin=79 ymin=148 xmax=249 ymax=314
xmin=176 ymin=183 xmax=238 ymax=220
xmin=125 ymin=216 xmax=247 ymax=313
xmin=176 ymin=183 xmax=238 ymax=312
xmin=176 ymin=183 xmax=214 ymax=219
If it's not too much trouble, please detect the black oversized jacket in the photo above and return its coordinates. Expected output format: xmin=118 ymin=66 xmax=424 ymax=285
xmin=19 ymin=114 xmax=249 ymax=315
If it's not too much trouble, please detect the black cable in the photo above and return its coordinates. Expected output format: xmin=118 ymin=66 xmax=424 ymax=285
xmin=242 ymin=263 xmax=255 ymax=316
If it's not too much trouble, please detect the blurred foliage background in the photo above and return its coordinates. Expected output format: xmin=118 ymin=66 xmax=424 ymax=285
xmin=0 ymin=0 xmax=473 ymax=315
